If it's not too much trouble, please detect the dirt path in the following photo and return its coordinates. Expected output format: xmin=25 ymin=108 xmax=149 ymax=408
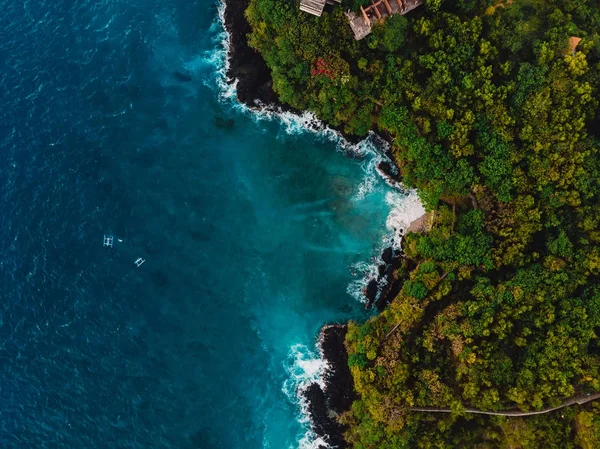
xmin=409 ymin=392 xmax=600 ymax=417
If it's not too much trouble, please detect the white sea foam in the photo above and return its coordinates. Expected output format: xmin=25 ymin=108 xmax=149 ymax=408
xmin=296 ymin=433 xmax=330 ymax=449
xmin=346 ymin=260 xmax=380 ymax=304
xmin=346 ymin=189 xmax=425 ymax=302
xmin=200 ymin=0 xmax=236 ymax=100
xmin=283 ymin=343 xmax=327 ymax=396
xmin=385 ymin=189 xmax=426 ymax=244
xmin=282 ymin=343 xmax=331 ymax=449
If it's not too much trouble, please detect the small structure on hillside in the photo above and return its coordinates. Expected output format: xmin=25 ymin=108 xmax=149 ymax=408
xmin=568 ymin=36 xmax=582 ymax=55
xmin=346 ymin=0 xmax=423 ymax=40
xmin=300 ymin=0 xmax=341 ymax=17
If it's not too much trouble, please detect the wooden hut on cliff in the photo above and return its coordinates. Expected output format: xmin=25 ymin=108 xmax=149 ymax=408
xmin=346 ymin=0 xmax=423 ymax=40
xmin=298 ymin=0 xmax=422 ymax=40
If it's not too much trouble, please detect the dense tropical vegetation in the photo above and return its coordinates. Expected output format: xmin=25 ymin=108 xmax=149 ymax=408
xmin=245 ymin=0 xmax=600 ymax=446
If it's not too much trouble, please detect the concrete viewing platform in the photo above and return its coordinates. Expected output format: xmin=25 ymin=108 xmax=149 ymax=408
xmin=346 ymin=0 xmax=423 ymax=40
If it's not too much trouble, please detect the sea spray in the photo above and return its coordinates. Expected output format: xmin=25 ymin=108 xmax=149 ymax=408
xmin=282 ymin=344 xmax=330 ymax=449
xmin=283 ymin=344 xmax=327 ymax=396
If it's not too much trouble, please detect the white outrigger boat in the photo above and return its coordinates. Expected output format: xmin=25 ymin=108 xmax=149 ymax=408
xmin=103 ymin=235 xmax=114 ymax=247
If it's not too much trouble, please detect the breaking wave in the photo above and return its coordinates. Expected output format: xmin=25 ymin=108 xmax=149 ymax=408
xmin=282 ymin=344 xmax=330 ymax=449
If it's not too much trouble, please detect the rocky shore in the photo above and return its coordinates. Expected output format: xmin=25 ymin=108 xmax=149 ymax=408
xmin=303 ymin=324 xmax=356 ymax=449
xmin=223 ymin=0 xmax=280 ymax=108
xmin=221 ymin=2 xmax=419 ymax=446
xmin=223 ymin=0 xmax=363 ymax=148
xmin=301 ymin=246 xmax=415 ymax=447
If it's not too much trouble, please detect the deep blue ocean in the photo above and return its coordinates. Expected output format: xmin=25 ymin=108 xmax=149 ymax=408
xmin=0 ymin=1 xmax=423 ymax=448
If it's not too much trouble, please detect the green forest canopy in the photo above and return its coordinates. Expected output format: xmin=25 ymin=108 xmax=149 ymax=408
xmin=245 ymin=0 xmax=600 ymax=446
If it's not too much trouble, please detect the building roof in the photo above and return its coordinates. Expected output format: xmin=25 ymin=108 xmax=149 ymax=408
xmin=299 ymin=0 xmax=327 ymax=16
xmin=347 ymin=0 xmax=423 ymax=40
xmin=568 ymin=36 xmax=582 ymax=54
xmin=299 ymin=0 xmax=341 ymax=16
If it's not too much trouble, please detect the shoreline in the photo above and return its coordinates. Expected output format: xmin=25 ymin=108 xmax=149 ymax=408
xmin=220 ymin=1 xmax=422 ymax=446
xmin=221 ymin=0 xmax=405 ymax=182
xmin=302 ymin=324 xmax=355 ymax=449
xmin=222 ymin=0 xmax=279 ymax=108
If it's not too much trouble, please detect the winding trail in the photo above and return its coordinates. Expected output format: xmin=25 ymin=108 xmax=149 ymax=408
xmin=409 ymin=392 xmax=600 ymax=417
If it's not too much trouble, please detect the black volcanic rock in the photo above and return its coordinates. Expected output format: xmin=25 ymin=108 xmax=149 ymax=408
xmin=223 ymin=0 xmax=279 ymax=107
xmin=375 ymin=274 xmax=402 ymax=311
xmin=321 ymin=325 xmax=356 ymax=414
xmin=381 ymin=246 xmax=393 ymax=265
xmin=303 ymin=325 xmax=355 ymax=449
xmin=376 ymin=160 xmax=403 ymax=186
xmin=365 ymin=278 xmax=378 ymax=309
xmin=375 ymin=255 xmax=412 ymax=311
xmin=303 ymin=383 xmax=329 ymax=446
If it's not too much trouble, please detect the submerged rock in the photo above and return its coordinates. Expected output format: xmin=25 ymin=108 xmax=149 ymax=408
xmin=173 ymin=70 xmax=192 ymax=82
xmin=214 ymin=116 xmax=235 ymax=129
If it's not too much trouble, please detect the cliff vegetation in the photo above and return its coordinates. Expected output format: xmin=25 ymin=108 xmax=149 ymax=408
xmin=244 ymin=0 xmax=600 ymax=446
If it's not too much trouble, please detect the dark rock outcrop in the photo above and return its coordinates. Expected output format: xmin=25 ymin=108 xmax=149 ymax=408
xmin=303 ymin=384 xmax=334 ymax=449
xmin=376 ymin=160 xmax=403 ymax=186
xmin=363 ymin=246 xmax=406 ymax=311
xmin=303 ymin=324 xmax=356 ymax=449
xmin=320 ymin=325 xmax=356 ymax=414
xmin=381 ymin=246 xmax=393 ymax=265
xmin=375 ymin=263 xmax=403 ymax=311
xmin=376 ymin=251 xmax=413 ymax=311
xmin=364 ymin=278 xmax=378 ymax=309
xmin=223 ymin=0 xmax=279 ymax=107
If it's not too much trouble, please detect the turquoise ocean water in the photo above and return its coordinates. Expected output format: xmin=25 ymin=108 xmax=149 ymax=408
xmin=0 ymin=0 xmax=423 ymax=448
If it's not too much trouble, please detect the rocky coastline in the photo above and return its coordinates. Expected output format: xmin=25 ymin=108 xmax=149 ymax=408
xmin=366 ymin=246 xmax=412 ymax=312
xmin=223 ymin=0 xmax=280 ymax=107
xmin=302 ymin=243 xmax=412 ymax=447
xmin=301 ymin=246 xmax=411 ymax=448
xmin=302 ymin=324 xmax=355 ymax=449
xmin=222 ymin=1 xmax=414 ymax=446
xmin=223 ymin=0 xmax=379 ymax=149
